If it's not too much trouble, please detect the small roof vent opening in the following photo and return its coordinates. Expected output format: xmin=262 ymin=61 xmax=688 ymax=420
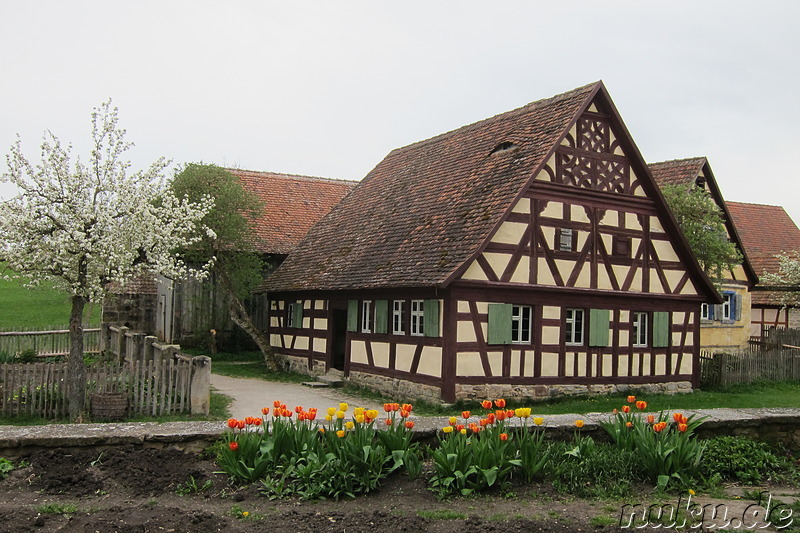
xmin=694 ymin=176 xmax=707 ymax=190
xmin=490 ymin=141 xmax=519 ymax=155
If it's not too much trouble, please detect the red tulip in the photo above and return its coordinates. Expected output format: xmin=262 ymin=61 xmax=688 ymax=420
xmin=647 ymin=414 xmax=655 ymax=424
xmin=402 ymin=403 xmax=413 ymax=413
xmin=273 ymin=400 xmax=281 ymax=408
xmin=405 ymin=421 xmax=415 ymax=429
xmin=494 ymin=399 xmax=506 ymax=408
xmin=678 ymin=423 xmax=688 ymax=433
xmin=229 ymin=441 xmax=239 ymax=451
xmin=636 ymin=401 xmax=647 ymax=410
xmin=295 ymin=405 xmax=303 ymax=413
xmin=627 ymin=395 xmax=636 ymax=403
xmin=481 ymin=400 xmax=493 ymax=410
xmin=227 ymin=418 xmax=238 ymax=429
xmin=385 ymin=418 xmax=393 ymax=426
xmin=462 ymin=411 xmax=471 ymax=419
xmin=261 ymin=407 xmax=270 ymax=415
xmin=499 ymin=433 xmax=508 ymax=441
xmin=622 ymin=405 xmax=630 ymax=413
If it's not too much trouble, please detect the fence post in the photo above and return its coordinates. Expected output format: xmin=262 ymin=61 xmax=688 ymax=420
xmin=130 ymin=332 xmax=145 ymax=363
xmin=99 ymin=323 xmax=111 ymax=354
xmin=116 ymin=326 xmax=129 ymax=363
xmin=189 ymin=356 xmax=211 ymax=415
xmin=143 ymin=336 xmax=157 ymax=362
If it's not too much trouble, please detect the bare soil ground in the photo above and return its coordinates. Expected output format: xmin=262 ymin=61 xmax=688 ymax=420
xmin=0 ymin=445 xmax=773 ymax=532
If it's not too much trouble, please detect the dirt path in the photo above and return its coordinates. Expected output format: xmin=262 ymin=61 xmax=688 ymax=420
xmin=210 ymin=374 xmax=384 ymax=420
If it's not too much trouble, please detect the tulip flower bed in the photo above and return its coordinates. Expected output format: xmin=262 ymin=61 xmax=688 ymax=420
xmin=217 ymin=402 xmax=420 ymax=500
xmin=216 ymin=396 xmax=785 ymax=501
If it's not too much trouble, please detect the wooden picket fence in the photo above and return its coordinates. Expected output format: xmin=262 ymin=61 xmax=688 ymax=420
xmin=0 ymin=328 xmax=100 ymax=358
xmin=0 ymin=357 xmax=199 ymax=418
xmin=699 ymin=345 xmax=800 ymax=389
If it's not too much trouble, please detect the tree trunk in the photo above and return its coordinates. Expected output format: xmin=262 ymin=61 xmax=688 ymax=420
xmin=217 ymin=270 xmax=280 ymax=371
xmin=67 ymin=295 xmax=87 ymax=420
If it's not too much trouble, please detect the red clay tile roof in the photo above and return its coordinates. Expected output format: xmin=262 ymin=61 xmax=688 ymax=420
xmin=727 ymin=202 xmax=800 ymax=273
xmin=727 ymin=201 xmax=800 ymax=304
xmin=227 ymin=169 xmax=357 ymax=255
xmin=649 ymin=157 xmax=757 ymax=287
xmin=649 ymin=157 xmax=707 ymax=187
xmin=267 ymin=82 xmax=664 ymax=292
xmin=266 ymin=83 xmax=602 ymax=291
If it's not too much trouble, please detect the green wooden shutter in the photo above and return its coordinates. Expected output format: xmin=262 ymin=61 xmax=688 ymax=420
xmin=424 ymin=300 xmax=440 ymax=337
xmin=488 ymin=304 xmax=512 ymax=345
xmin=653 ymin=311 xmax=669 ymax=347
xmin=375 ymin=300 xmax=389 ymax=334
xmin=588 ymin=309 xmax=609 ymax=347
xmin=293 ymin=301 xmax=304 ymax=328
xmin=347 ymin=300 xmax=358 ymax=332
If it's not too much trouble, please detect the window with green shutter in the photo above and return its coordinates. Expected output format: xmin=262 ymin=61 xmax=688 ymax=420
xmin=424 ymin=300 xmax=440 ymax=337
xmin=488 ymin=303 xmax=513 ymax=345
xmin=347 ymin=300 xmax=358 ymax=332
xmin=653 ymin=311 xmax=669 ymax=348
xmin=375 ymin=300 xmax=389 ymax=334
xmin=588 ymin=308 xmax=610 ymax=347
xmin=292 ymin=301 xmax=304 ymax=329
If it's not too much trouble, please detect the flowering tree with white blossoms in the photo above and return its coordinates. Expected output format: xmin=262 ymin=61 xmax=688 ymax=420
xmin=762 ymin=251 xmax=800 ymax=307
xmin=0 ymin=100 xmax=214 ymax=419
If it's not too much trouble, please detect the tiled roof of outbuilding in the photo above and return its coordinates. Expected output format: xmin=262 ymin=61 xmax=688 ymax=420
xmin=727 ymin=201 xmax=800 ymax=305
xmin=265 ymin=82 xmax=606 ymax=291
xmin=649 ymin=157 xmax=707 ymax=187
xmin=227 ymin=169 xmax=357 ymax=255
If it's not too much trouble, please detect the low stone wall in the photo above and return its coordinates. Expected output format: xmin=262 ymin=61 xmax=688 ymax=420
xmin=348 ymin=370 xmax=442 ymax=403
xmin=2 ymin=408 xmax=800 ymax=459
xmin=284 ymin=354 xmax=326 ymax=376
xmin=455 ymin=380 xmax=694 ymax=402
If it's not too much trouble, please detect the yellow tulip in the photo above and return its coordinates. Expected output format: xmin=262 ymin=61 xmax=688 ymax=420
xmin=355 ymin=415 xmax=365 ymax=424
xmin=325 ymin=415 xmax=332 ymax=422
xmin=345 ymin=421 xmax=355 ymax=430
xmin=449 ymin=416 xmax=457 ymax=425
xmin=336 ymin=430 xmax=345 ymax=438
xmin=460 ymin=428 xmax=468 ymax=435
xmin=336 ymin=410 xmax=346 ymax=419
xmin=533 ymin=417 xmax=544 ymax=426
xmin=366 ymin=409 xmax=379 ymax=419
xmin=339 ymin=402 xmax=349 ymax=412
xmin=442 ymin=426 xmax=453 ymax=433
xmin=353 ymin=407 xmax=365 ymax=417
xmin=327 ymin=407 xmax=337 ymax=416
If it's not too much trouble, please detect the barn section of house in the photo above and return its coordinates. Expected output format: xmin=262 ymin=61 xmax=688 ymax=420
xmin=727 ymin=202 xmax=800 ymax=338
xmin=263 ymin=81 xmax=720 ymax=403
xmin=649 ymin=157 xmax=757 ymax=351
xmin=104 ymin=170 xmax=357 ymax=344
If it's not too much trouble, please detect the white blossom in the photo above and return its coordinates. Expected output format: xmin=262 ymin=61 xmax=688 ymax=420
xmin=0 ymin=100 xmax=214 ymax=303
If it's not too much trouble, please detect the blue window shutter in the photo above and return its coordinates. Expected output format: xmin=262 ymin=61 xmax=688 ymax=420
xmin=424 ymin=300 xmax=440 ymax=337
xmin=588 ymin=309 xmax=610 ymax=347
xmin=488 ymin=304 xmax=513 ymax=345
xmin=347 ymin=300 xmax=358 ymax=332
xmin=708 ymin=303 xmax=715 ymax=320
xmin=375 ymin=300 xmax=389 ymax=334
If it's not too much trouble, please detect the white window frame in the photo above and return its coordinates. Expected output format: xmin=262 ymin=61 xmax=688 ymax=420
xmin=287 ymin=302 xmax=296 ymax=328
xmin=558 ymin=228 xmax=574 ymax=252
xmin=410 ymin=300 xmax=425 ymax=336
xmin=565 ymin=308 xmax=584 ymax=345
xmin=700 ymin=303 xmax=710 ymax=320
xmin=511 ymin=305 xmax=532 ymax=344
xmin=361 ymin=300 xmax=373 ymax=333
xmin=722 ymin=293 xmax=733 ymax=321
xmin=392 ymin=300 xmax=405 ymax=335
xmin=632 ymin=312 xmax=648 ymax=347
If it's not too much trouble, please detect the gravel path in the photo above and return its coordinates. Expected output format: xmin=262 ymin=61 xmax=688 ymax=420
xmin=210 ymin=373 xmax=385 ymax=420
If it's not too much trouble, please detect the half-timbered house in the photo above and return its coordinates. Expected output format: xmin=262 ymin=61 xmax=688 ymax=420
xmin=650 ymin=157 xmax=757 ymax=351
xmin=263 ymin=82 xmax=720 ymax=402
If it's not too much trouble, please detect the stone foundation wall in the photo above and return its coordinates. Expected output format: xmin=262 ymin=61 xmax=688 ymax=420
xmin=455 ymin=381 xmax=693 ymax=402
xmin=284 ymin=354 xmax=327 ymax=376
xmin=348 ymin=371 xmax=442 ymax=403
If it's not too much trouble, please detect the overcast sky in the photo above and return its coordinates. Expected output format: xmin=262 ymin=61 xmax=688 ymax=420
xmin=2 ymin=1 xmax=799 ymax=227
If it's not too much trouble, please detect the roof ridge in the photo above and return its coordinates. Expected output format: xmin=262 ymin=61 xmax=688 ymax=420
xmin=227 ymin=168 xmax=359 ymax=185
xmin=727 ymin=200 xmax=784 ymax=209
xmin=387 ymin=81 xmax=601 ymax=156
xmin=649 ymin=156 xmax=707 ymax=167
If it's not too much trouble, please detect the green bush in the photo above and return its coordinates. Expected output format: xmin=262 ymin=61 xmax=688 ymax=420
xmin=698 ymin=436 xmax=785 ymax=484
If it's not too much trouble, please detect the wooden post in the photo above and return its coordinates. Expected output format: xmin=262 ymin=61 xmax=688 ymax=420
xmin=143 ymin=336 xmax=157 ymax=363
xmin=130 ymin=332 xmax=145 ymax=364
xmin=189 ymin=356 xmax=211 ymax=415
xmin=99 ymin=323 xmax=111 ymax=354
xmin=117 ymin=326 xmax=129 ymax=363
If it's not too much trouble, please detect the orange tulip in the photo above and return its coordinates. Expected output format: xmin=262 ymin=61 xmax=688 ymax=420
xmin=575 ymin=420 xmax=585 ymax=428
xmin=400 ymin=409 xmax=411 ymax=418
xmin=612 ymin=408 xmax=618 ymax=415
xmin=261 ymin=407 xmax=270 ymax=415
xmin=273 ymin=400 xmax=281 ymax=408
xmin=494 ymin=398 xmax=507 ymax=408
xmin=253 ymin=418 xmax=262 ymax=426
xmin=472 ymin=426 xmax=482 ymax=434
xmin=622 ymin=405 xmax=630 ymax=413
xmin=385 ymin=417 xmax=393 ymax=426
xmin=636 ymin=401 xmax=647 ymax=410
xmin=295 ymin=405 xmax=303 ymax=413
xmin=462 ymin=410 xmax=471 ymax=419
xmin=654 ymin=422 xmax=667 ymax=433
xmin=627 ymin=395 xmax=636 ymax=403
xmin=480 ymin=418 xmax=490 ymax=427
xmin=673 ymin=412 xmax=683 ymax=423
xmin=236 ymin=420 xmax=245 ymax=430
xmin=481 ymin=400 xmax=493 ymax=409
xmin=486 ymin=413 xmax=496 ymax=424
xmin=229 ymin=441 xmax=239 ymax=451
xmin=647 ymin=414 xmax=655 ymax=424
xmin=336 ymin=430 xmax=346 ymax=438
xmin=626 ymin=421 xmax=633 ymax=428
xmin=227 ymin=418 xmax=238 ymax=429
xmin=499 ymin=433 xmax=508 ymax=441
xmin=273 ymin=408 xmax=281 ymax=417
xmin=678 ymin=423 xmax=688 ymax=433
xmin=679 ymin=415 xmax=688 ymax=425
xmin=455 ymin=424 xmax=465 ymax=432
xmin=306 ymin=410 xmax=317 ymax=421
xmin=402 ymin=403 xmax=413 ymax=413
xmin=505 ymin=409 xmax=515 ymax=419
xmin=405 ymin=421 xmax=415 ymax=429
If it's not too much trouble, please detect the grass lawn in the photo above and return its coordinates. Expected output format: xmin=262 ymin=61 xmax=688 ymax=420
xmin=0 ymin=266 xmax=100 ymax=330
xmin=185 ymin=349 xmax=308 ymax=383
